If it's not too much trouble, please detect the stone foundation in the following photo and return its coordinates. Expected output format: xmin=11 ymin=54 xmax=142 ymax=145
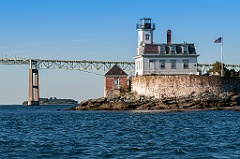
xmin=131 ymin=75 xmax=240 ymax=98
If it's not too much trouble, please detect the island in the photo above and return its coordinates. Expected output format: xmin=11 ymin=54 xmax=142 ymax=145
xmin=68 ymin=93 xmax=240 ymax=111
xmin=22 ymin=97 xmax=78 ymax=105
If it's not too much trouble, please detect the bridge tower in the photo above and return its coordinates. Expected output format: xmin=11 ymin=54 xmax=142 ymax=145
xmin=28 ymin=60 xmax=39 ymax=106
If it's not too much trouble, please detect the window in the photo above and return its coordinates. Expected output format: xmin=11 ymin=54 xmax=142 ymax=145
xmin=183 ymin=60 xmax=189 ymax=69
xmin=171 ymin=46 xmax=176 ymax=53
xmin=183 ymin=45 xmax=189 ymax=54
xmin=145 ymin=34 xmax=150 ymax=40
xmin=160 ymin=60 xmax=166 ymax=69
xmin=170 ymin=60 xmax=176 ymax=69
xmin=160 ymin=45 xmax=165 ymax=54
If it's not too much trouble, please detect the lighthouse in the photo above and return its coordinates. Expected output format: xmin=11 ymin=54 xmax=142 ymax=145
xmin=136 ymin=18 xmax=155 ymax=45
xmin=136 ymin=18 xmax=155 ymax=56
xmin=135 ymin=17 xmax=199 ymax=76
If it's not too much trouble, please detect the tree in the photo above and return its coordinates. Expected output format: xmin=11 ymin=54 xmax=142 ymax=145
xmin=208 ymin=61 xmax=239 ymax=77
xmin=208 ymin=61 xmax=225 ymax=76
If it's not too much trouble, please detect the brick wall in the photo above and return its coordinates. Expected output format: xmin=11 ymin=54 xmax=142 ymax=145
xmin=104 ymin=77 xmax=129 ymax=97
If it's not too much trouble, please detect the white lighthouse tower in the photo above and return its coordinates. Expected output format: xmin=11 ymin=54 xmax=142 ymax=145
xmin=136 ymin=18 xmax=155 ymax=55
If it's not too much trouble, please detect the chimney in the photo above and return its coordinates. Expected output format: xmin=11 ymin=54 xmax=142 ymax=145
xmin=167 ymin=29 xmax=171 ymax=44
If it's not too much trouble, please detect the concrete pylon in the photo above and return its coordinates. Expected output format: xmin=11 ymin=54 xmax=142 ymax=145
xmin=28 ymin=69 xmax=39 ymax=106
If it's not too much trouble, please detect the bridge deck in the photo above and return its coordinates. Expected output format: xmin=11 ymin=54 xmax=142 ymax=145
xmin=1 ymin=58 xmax=240 ymax=73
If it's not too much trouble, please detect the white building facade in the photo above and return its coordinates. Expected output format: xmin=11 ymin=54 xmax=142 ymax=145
xmin=135 ymin=18 xmax=199 ymax=76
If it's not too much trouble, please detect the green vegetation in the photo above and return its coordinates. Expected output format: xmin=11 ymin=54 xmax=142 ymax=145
xmin=207 ymin=61 xmax=240 ymax=77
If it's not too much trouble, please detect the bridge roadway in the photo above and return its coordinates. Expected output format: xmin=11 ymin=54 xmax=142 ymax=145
xmin=0 ymin=58 xmax=135 ymax=73
xmin=0 ymin=57 xmax=240 ymax=73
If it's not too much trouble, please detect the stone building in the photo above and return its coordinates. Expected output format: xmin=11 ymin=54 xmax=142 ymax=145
xmin=135 ymin=18 xmax=199 ymax=76
xmin=104 ymin=64 xmax=128 ymax=98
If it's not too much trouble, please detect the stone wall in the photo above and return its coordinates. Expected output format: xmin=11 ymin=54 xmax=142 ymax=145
xmin=131 ymin=75 xmax=240 ymax=98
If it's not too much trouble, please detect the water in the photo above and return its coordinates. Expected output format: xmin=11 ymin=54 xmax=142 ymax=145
xmin=0 ymin=105 xmax=240 ymax=159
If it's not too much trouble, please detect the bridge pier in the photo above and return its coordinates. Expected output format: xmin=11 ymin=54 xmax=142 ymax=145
xmin=28 ymin=69 xmax=39 ymax=106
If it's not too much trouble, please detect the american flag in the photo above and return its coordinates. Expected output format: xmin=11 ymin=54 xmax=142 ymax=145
xmin=214 ymin=37 xmax=222 ymax=43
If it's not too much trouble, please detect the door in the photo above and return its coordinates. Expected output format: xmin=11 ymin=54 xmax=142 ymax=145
xmin=149 ymin=60 xmax=155 ymax=73
xmin=114 ymin=78 xmax=119 ymax=89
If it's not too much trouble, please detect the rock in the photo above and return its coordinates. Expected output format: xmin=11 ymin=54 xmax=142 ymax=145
xmin=231 ymin=95 xmax=240 ymax=101
xmin=81 ymin=100 xmax=89 ymax=106
xmin=70 ymin=92 xmax=240 ymax=111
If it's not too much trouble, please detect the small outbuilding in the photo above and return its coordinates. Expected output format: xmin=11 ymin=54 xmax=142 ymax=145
xmin=104 ymin=64 xmax=128 ymax=98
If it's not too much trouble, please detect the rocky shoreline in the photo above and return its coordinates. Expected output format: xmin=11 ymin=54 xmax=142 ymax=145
xmin=68 ymin=93 xmax=240 ymax=111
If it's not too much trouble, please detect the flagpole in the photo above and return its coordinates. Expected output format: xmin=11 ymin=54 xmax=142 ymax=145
xmin=221 ymin=34 xmax=224 ymax=77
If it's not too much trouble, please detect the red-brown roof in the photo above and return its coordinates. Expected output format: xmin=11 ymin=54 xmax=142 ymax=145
xmin=105 ymin=64 xmax=128 ymax=77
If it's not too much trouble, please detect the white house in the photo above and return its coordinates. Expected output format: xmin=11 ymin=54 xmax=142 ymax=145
xmin=135 ymin=18 xmax=199 ymax=76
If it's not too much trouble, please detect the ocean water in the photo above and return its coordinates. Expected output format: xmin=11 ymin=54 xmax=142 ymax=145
xmin=0 ymin=105 xmax=239 ymax=159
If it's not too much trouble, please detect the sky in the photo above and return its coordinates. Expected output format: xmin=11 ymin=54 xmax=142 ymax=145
xmin=0 ymin=0 xmax=240 ymax=104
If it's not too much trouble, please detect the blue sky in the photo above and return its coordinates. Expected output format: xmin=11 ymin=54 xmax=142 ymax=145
xmin=0 ymin=0 xmax=240 ymax=104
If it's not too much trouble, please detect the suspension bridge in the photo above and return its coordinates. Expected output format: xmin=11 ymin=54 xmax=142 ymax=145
xmin=1 ymin=57 xmax=240 ymax=105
